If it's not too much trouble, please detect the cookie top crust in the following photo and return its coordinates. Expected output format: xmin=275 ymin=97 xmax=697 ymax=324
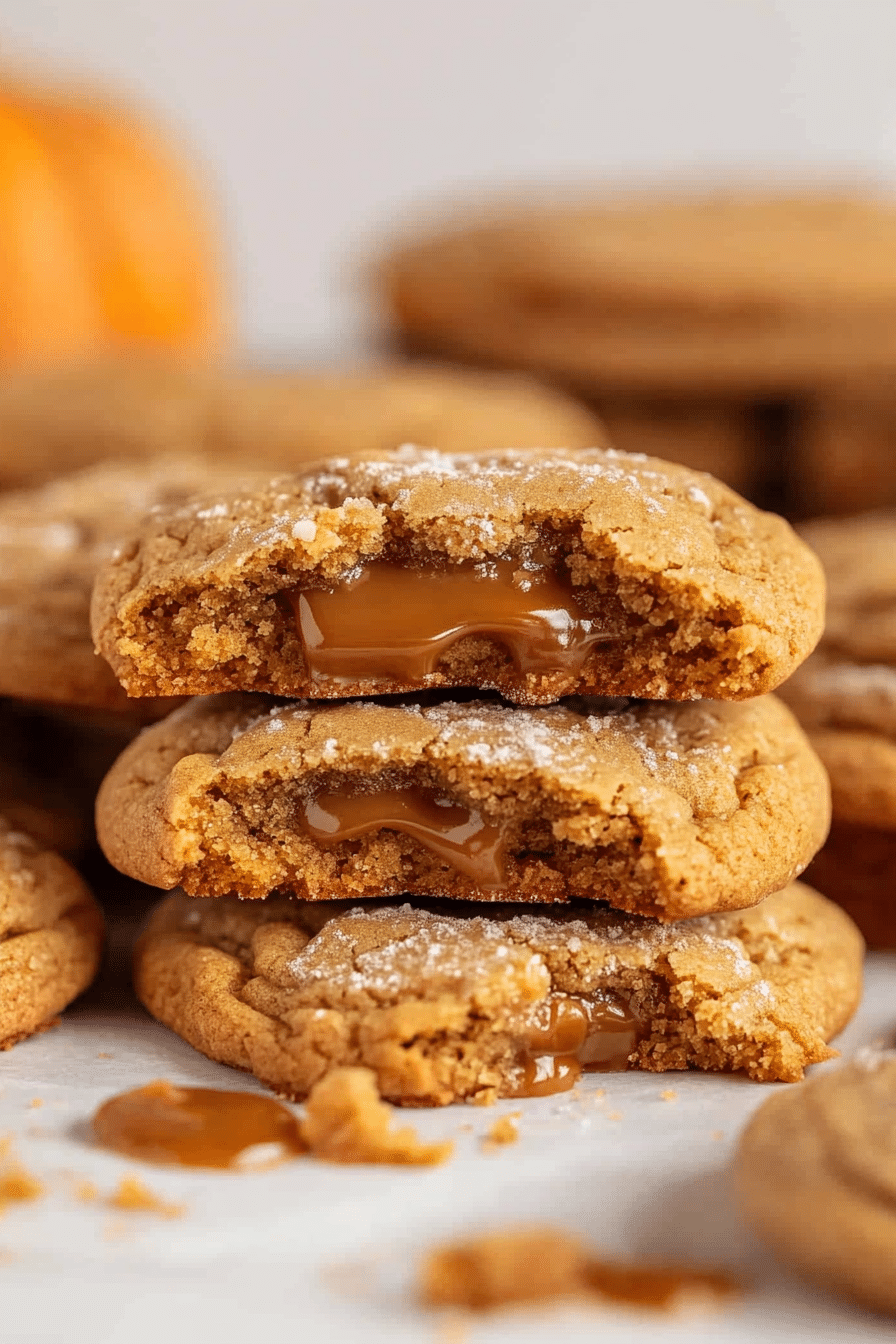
xmin=0 ymin=359 xmax=604 ymax=490
xmin=0 ymin=454 xmax=269 ymax=710
xmin=90 ymin=445 xmax=824 ymax=704
xmin=384 ymin=193 xmax=896 ymax=395
xmin=735 ymin=1052 xmax=896 ymax=1315
xmin=134 ymin=881 xmax=863 ymax=1102
xmin=96 ymin=692 xmax=829 ymax=920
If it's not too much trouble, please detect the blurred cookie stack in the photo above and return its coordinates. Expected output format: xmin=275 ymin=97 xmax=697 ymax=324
xmin=86 ymin=437 xmax=860 ymax=1105
xmin=380 ymin=189 xmax=896 ymax=516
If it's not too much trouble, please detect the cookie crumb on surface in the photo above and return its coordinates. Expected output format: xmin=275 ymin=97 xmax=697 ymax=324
xmin=107 ymin=1176 xmax=185 ymax=1218
xmin=420 ymin=1225 xmax=737 ymax=1314
xmin=661 ymin=1090 xmax=678 ymax=1102
xmin=482 ymin=1115 xmax=520 ymax=1150
xmin=0 ymin=1162 xmax=43 ymax=1209
xmin=302 ymin=1068 xmax=453 ymax=1166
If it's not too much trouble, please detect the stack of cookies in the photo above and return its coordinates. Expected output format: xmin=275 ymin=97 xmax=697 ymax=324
xmin=381 ymin=190 xmax=896 ymax=514
xmin=90 ymin=444 xmax=862 ymax=1105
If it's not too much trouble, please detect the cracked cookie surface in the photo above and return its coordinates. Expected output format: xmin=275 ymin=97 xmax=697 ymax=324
xmin=91 ymin=445 xmax=824 ymax=704
xmin=97 ymin=692 xmax=830 ymax=921
xmin=134 ymin=882 xmax=862 ymax=1105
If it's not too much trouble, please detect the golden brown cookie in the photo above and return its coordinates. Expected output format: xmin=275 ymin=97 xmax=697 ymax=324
xmin=91 ymin=445 xmax=825 ymax=705
xmin=384 ymin=191 xmax=896 ymax=395
xmin=779 ymin=512 xmax=896 ymax=944
xmin=0 ymin=359 xmax=603 ymax=491
xmin=96 ymin=692 xmax=829 ymax=920
xmin=133 ymin=881 xmax=862 ymax=1105
xmin=0 ymin=454 xmax=268 ymax=711
xmin=735 ymin=1053 xmax=896 ymax=1316
xmin=0 ymin=816 xmax=103 ymax=1048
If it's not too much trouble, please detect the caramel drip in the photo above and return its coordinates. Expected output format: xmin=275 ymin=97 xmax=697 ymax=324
xmin=302 ymin=786 xmax=507 ymax=888
xmin=290 ymin=559 xmax=614 ymax=684
xmin=585 ymin=1259 xmax=738 ymax=1310
xmin=511 ymin=993 xmax=642 ymax=1097
xmin=93 ymin=1080 xmax=306 ymax=1169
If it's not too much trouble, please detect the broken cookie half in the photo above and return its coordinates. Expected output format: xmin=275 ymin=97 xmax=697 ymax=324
xmin=133 ymin=882 xmax=862 ymax=1106
xmin=96 ymin=692 xmax=829 ymax=921
xmin=90 ymin=446 xmax=824 ymax=705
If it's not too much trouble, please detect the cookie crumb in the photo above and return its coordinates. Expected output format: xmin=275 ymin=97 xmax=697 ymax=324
xmin=420 ymin=1226 xmax=737 ymax=1314
xmin=712 ymin=1130 xmax=726 ymax=1142
xmin=660 ymin=1090 xmax=678 ymax=1102
xmin=107 ymin=1176 xmax=185 ymax=1218
xmin=482 ymin=1114 xmax=520 ymax=1150
xmin=97 ymin=1053 xmax=114 ymax=1060
xmin=607 ymin=1111 xmax=623 ymax=1122
xmin=0 ymin=1162 xmax=43 ymax=1209
xmin=28 ymin=1099 xmax=43 ymax=1110
xmin=302 ymin=1068 xmax=453 ymax=1166
xmin=74 ymin=1180 xmax=98 ymax=1203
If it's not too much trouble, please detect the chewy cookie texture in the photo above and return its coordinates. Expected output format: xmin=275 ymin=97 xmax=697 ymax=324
xmin=735 ymin=1053 xmax=896 ymax=1316
xmin=96 ymin=693 xmax=829 ymax=921
xmin=91 ymin=446 xmax=824 ymax=705
xmin=0 ymin=818 xmax=104 ymax=1050
xmin=134 ymin=882 xmax=862 ymax=1106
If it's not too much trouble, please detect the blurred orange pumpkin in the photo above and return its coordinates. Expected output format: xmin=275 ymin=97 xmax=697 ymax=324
xmin=0 ymin=76 xmax=224 ymax=365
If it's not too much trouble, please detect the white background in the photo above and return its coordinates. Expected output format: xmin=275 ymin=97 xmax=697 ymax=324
xmin=2 ymin=0 xmax=896 ymax=357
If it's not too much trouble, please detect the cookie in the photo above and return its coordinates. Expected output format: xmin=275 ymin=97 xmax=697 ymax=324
xmin=96 ymin=693 xmax=829 ymax=921
xmin=735 ymin=1053 xmax=896 ymax=1316
xmin=0 ymin=454 xmax=270 ymax=711
xmin=90 ymin=445 xmax=824 ymax=705
xmin=133 ymin=881 xmax=862 ymax=1105
xmin=0 ymin=817 xmax=104 ymax=1048
xmin=384 ymin=191 xmax=896 ymax=395
xmin=778 ymin=513 xmax=896 ymax=944
xmin=0 ymin=359 xmax=603 ymax=491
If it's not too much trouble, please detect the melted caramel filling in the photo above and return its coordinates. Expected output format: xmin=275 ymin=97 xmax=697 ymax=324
xmin=511 ymin=992 xmax=642 ymax=1097
xmin=303 ymin=786 xmax=506 ymax=887
xmin=290 ymin=559 xmax=612 ymax=683
xmin=93 ymin=1080 xmax=306 ymax=1169
xmin=586 ymin=1259 xmax=738 ymax=1310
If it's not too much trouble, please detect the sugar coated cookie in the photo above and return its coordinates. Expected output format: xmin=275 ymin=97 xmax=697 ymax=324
xmin=134 ymin=882 xmax=862 ymax=1105
xmin=91 ymin=446 xmax=824 ymax=705
xmin=96 ymin=692 xmax=829 ymax=920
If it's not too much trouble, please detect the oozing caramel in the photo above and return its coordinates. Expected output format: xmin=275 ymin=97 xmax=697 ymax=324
xmin=585 ymin=1259 xmax=738 ymax=1310
xmin=302 ymin=786 xmax=507 ymax=887
xmin=93 ymin=1080 xmax=306 ymax=1169
xmin=290 ymin=559 xmax=613 ymax=684
xmin=511 ymin=992 xmax=641 ymax=1097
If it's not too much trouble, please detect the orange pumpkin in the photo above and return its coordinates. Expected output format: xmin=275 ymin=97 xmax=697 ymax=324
xmin=0 ymin=77 xmax=224 ymax=364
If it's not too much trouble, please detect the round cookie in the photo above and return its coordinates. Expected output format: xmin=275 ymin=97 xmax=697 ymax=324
xmin=90 ymin=445 xmax=825 ymax=705
xmin=735 ymin=1053 xmax=896 ymax=1316
xmin=0 ymin=817 xmax=104 ymax=1048
xmin=779 ymin=512 xmax=896 ymax=946
xmin=384 ymin=191 xmax=896 ymax=395
xmin=0 ymin=359 xmax=604 ymax=491
xmin=0 ymin=454 xmax=270 ymax=711
xmin=96 ymin=693 xmax=830 ymax=921
xmin=134 ymin=881 xmax=863 ymax=1105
